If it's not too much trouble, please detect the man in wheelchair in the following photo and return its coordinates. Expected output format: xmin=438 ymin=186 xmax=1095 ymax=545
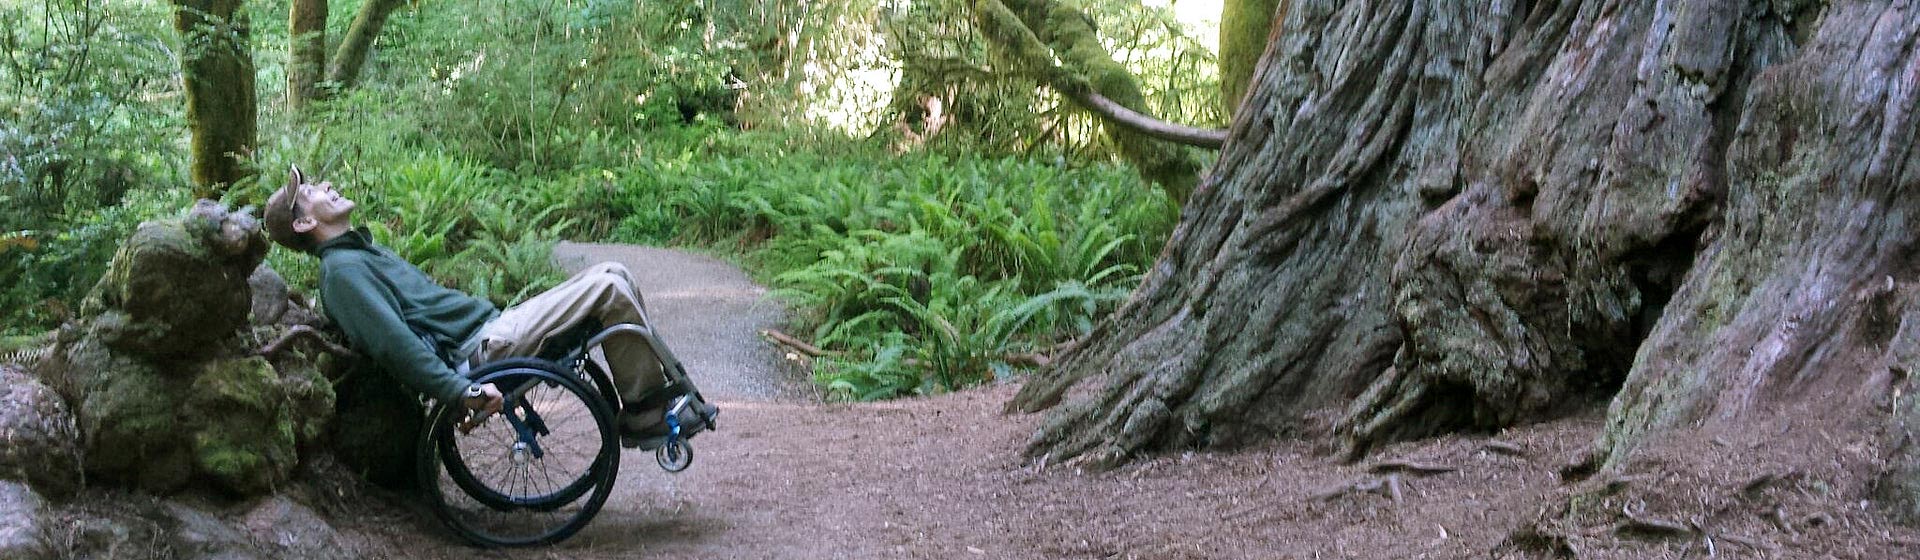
xmin=263 ymin=164 xmax=712 ymax=450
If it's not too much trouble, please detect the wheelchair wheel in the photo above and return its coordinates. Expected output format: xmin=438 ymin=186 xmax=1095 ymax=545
xmin=577 ymin=359 xmax=619 ymax=404
xmin=419 ymin=359 xmax=619 ymax=547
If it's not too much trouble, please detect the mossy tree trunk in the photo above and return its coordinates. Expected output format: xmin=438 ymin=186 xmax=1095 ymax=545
xmin=287 ymin=0 xmax=327 ymax=110
xmin=1218 ymin=0 xmax=1284 ymax=115
xmin=972 ymin=0 xmax=1206 ymax=202
xmin=172 ymin=0 xmax=257 ymax=194
xmin=1017 ymin=0 xmax=1917 ymax=489
xmin=326 ymin=0 xmax=405 ymax=90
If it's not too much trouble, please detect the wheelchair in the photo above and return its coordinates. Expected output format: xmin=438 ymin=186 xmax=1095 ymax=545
xmin=415 ymin=322 xmax=718 ymax=547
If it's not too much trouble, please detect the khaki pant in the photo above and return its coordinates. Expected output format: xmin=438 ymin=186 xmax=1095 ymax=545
xmin=472 ymin=262 xmax=664 ymax=413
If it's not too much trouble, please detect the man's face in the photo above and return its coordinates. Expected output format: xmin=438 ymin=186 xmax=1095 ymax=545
xmin=290 ymin=176 xmax=356 ymax=233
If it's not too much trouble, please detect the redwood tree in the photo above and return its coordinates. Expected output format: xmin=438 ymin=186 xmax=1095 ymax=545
xmin=1016 ymin=0 xmax=1920 ymax=513
xmin=287 ymin=0 xmax=326 ymax=110
xmin=172 ymin=0 xmax=256 ymax=192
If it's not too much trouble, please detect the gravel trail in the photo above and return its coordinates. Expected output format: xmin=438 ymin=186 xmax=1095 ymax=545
xmin=551 ymin=242 xmax=811 ymax=402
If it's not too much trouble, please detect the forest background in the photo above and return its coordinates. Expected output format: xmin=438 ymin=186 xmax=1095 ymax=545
xmin=0 ymin=0 xmax=1232 ymax=400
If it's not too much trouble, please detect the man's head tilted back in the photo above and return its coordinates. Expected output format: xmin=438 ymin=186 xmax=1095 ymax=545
xmin=264 ymin=164 xmax=318 ymax=254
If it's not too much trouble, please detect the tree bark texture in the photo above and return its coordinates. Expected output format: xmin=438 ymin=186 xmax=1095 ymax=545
xmin=327 ymin=0 xmax=405 ymax=90
xmin=172 ymin=0 xmax=257 ymax=192
xmin=1017 ymin=0 xmax=1914 ymax=483
xmin=1219 ymin=0 xmax=1285 ymax=115
xmin=971 ymin=0 xmax=1206 ymax=201
xmin=287 ymin=0 xmax=327 ymax=110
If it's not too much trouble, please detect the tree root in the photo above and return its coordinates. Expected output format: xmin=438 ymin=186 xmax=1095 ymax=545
xmin=257 ymin=325 xmax=356 ymax=361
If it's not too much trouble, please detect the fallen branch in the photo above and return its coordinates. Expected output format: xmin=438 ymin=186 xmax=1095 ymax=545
xmin=257 ymin=325 xmax=357 ymax=360
xmin=1368 ymin=460 xmax=1458 ymax=476
xmin=761 ymin=329 xmax=835 ymax=357
xmin=1482 ymin=439 xmax=1527 ymax=457
xmin=765 ymin=329 xmax=1070 ymax=369
xmin=1616 ymin=514 xmax=1691 ymax=536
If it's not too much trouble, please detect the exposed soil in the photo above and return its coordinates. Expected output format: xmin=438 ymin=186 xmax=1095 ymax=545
xmin=51 ymin=245 xmax=1920 ymax=559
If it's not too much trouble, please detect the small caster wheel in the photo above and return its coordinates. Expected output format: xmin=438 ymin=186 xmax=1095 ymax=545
xmin=656 ymin=439 xmax=694 ymax=472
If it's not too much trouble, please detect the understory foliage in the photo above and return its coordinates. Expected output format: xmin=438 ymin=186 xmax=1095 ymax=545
xmin=607 ymin=137 xmax=1174 ymax=398
xmin=4 ymin=0 xmax=1201 ymax=400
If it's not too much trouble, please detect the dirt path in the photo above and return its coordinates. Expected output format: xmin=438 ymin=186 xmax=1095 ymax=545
xmin=374 ymin=244 xmax=1920 ymax=560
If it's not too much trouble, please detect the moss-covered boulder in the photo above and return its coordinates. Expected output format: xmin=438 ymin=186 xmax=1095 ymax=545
xmin=46 ymin=200 xmax=333 ymax=496
xmin=182 ymin=357 xmax=311 ymax=495
xmin=0 ymin=366 xmax=82 ymax=498
xmin=79 ymin=200 xmax=266 ymax=361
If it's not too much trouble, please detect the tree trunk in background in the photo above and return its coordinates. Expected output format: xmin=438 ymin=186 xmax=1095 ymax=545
xmin=1217 ymin=0 xmax=1283 ymax=116
xmin=287 ymin=0 xmax=327 ymax=110
xmin=974 ymin=0 xmax=1205 ymax=202
xmin=327 ymin=0 xmax=405 ymax=90
xmin=172 ymin=0 xmax=257 ymax=194
xmin=1016 ymin=0 xmax=1920 ymax=515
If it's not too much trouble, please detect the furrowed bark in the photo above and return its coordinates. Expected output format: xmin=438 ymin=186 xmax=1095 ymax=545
xmin=172 ymin=0 xmax=257 ymax=193
xmin=1018 ymin=0 xmax=1919 ymax=494
xmin=287 ymin=0 xmax=326 ymax=110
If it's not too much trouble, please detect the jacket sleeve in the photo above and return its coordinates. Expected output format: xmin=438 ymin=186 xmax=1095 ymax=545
xmin=321 ymin=263 xmax=470 ymax=402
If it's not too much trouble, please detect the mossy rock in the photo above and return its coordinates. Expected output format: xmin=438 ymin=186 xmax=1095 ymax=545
xmin=184 ymin=357 xmax=299 ymax=495
xmin=74 ymin=350 xmax=335 ymax=496
xmin=74 ymin=346 xmax=195 ymax=493
xmin=79 ymin=202 xmax=266 ymax=362
xmin=0 ymin=366 xmax=83 ymax=498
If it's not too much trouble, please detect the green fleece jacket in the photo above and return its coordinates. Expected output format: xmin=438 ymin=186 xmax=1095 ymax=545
xmin=315 ymin=228 xmax=498 ymax=402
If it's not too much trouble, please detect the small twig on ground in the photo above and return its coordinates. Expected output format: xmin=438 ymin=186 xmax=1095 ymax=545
xmin=1482 ymin=439 xmax=1527 ymax=457
xmin=1802 ymin=511 xmax=1833 ymax=528
xmin=1741 ymin=470 xmax=1800 ymax=494
xmin=1312 ymin=478 xmax=1388 ymax=502
xmin=1614 ymin=503 xmax=1692 ymax=537
xmin=1769 ymin=506 xmax=1798 ymax=536
xmin=1716 ymin=532 xmax=1765 ymax=552
xmin=1690 ymin=520 xmax=1716 ymax=557
xmin=1600 ymin=473 xmax=1650 ymax=493
xmin=1385 ymin=474 xmax=1404 ymax=503
xmin=762 ymin=329 xmax=834 ymax=357
xmin=257 ymin=325 xmax=357 ymax=360
xmin=1616 ymin=515 xmax=1691 ymax=536
xmin=1367 ymin=460 xmax=1458 ymax=476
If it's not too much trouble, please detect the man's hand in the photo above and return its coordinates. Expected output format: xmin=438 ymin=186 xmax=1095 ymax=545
xmin=463 ymin=383 xmax=503 ymax=413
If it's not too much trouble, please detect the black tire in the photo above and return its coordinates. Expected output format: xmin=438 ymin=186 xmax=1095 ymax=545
xmin=418 ymin=359 xmax=619 ymax=547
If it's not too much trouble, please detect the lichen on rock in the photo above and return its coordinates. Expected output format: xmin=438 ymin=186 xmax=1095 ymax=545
xmin=32 ymin=200 xmax=334 ymax=496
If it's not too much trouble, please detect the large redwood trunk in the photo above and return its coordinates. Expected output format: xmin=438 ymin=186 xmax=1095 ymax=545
xmin=1016 ymin=0 xmax=1919 ymax=520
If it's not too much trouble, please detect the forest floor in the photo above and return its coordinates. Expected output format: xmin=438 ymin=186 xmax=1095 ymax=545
xmin=304 ymin=244 xmax=1920 ymax=559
